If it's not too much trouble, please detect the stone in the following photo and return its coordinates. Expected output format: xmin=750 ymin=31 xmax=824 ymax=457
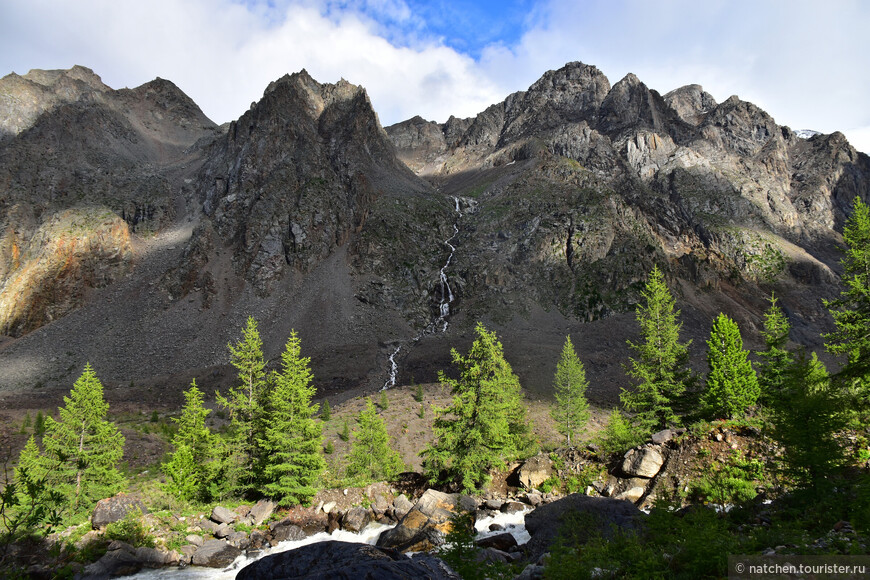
xmin=191 ymin=539 xmax=243 ymax=568
xmin=179 ymin=545 xmax=198 ymax=564
xmin=616 ymin=486 xmax=646 ymax=503
xmin=524 ymin=493 xmax=543 ymax=507
xmin=236 ymin=541 xmax=460 ymax=579
xmin=393 ymin=495 xmax=413 ymax=518
xmin=342 ymin=506 xmax=373 ymax=532
xmin=620 ymin=447 xmax=665 ymax=478
xmin=185 ymin=534 xmax=203 ymax=547
xmin=651 ymin=429 xmax=675 ymax=445
xmin=523 ymin=494 xmax=645 ymax=561
xmin=249 ymin=529 xmax=269 ymax=550
xmin=91 ymin=493 xmax=148 ymax=529
xmin=322 ymin=501 xmax=337 ymax=514
xmin=248 ymin=499 xmax=275 ymax=525
xmin=517 ymin=454 xmax=554 ymax=489
xmin=227 ymin=531 xmax=250 ymax=549
xmin=501 ymin=501 xmax=526 ymax=514
xmin=458 ymin=494 xmax=479 ymax=512
xmin=197 ymin=518 xmax=219 ymax=534
xmin=475 ymin=547 xmax=511 ymax=564
xmin=134 ymin=546 xmax=179 ymax=567
xmin=376 ymin=490 xmax=461 ymax=553
xmin=214 ymin=522 xmax=232 ymax=538
xmin=270 ymin=523 xmax=307 ymax=543
xmin=81 ymin=547 xmax=142 ymax=578
xmin=476 ymin=532 xmax=518 ymax=552
xmin=211 ymin=505 xmax=239 ymax=525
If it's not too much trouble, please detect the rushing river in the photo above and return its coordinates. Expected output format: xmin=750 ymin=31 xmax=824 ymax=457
xmin=133 ymin=507 xmax=529 ymax=579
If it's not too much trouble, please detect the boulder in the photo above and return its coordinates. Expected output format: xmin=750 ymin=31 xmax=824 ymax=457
xmin=133 ymin=546 xmax=179 ymax=567
xmin=270 ymin=522 xmax=307 ymax=543
xmin=249 ymin=499 xmax=275 ymax=525
xmin=185 ymin=534 xmax=203 ymax=547
xmin=620 ymin=447 xmax=665 ymax=478
xmin=476 ymin=532 xmax=518 ymax=552
xmin=211 ymin=505 xmax=239 ymax=525
xmin=615 ymin=486 xmax=646 ymax=503
xmin=517 ymin=454 xmax=554 ymax=489
xmin=227 ymin=531 xmax=250 ymax=549
xmin=651 ymin=429 xmax=675 ymax=445
xmin=377 ymin=489 xmax=460 ymax=552
xmin=214 ymin=522 xmax=232 ymax=538
xmin=81 ymin=546 xmax=142 ymax=578
xmin=393 ymin=495 xmax=413 ymax=519
xmin=322 ymin=501 xmax=337 ymax=514
xmin=501 ymin=501 xmax=526 ymax=514
xmin=236 ymin=541 xmax=460 ymax=580
xmin=342 ymin=506 xmax=373 ymax=532
xmin=191 ymin=539 xmax=242 ymax=567
xmin=91 ymin=493 xmax=148 ymax=528
xmin=523 ymin=494 xmax=645 ymax=560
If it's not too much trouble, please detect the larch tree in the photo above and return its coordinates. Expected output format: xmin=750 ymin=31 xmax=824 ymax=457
xmin=256 ymin=331 xmax=325 ymax=505
xmin=621 ymin=266 xmax=693 ymax=434
xmin=422 ymin=323 xmax=533 ymax=492
xmin=551 ymin=336 xmax=590 ymax=447
xmin=163 ymin=380 xmax=219 ymax=503
xmin=40 ymin=364 xmax=126 ymax=512
xmin=216 ymin=316 xmax=267 ymax=496
xmin=756 ymin=294 xmax=793 ymax=406
xmin=825 ymin=197 xmax=870 ymax=404
xmin=345 ymin=398 xmax=404 ymax=485
xmin=703 ymin=314 xmax=760 ymax=419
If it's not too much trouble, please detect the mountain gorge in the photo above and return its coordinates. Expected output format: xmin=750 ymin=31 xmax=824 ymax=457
xmin=0 ymin=61 xmax=867 ymax=407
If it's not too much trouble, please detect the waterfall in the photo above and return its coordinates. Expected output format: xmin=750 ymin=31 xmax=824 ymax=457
xmin=381 ymin=196 xmax=464 ymax=389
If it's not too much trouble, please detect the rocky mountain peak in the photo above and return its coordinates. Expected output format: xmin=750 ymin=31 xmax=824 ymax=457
xmin=596 ymin=73 xmax=677 ymax=137
xmin=663 ymin=84 xmax=717 ymax=125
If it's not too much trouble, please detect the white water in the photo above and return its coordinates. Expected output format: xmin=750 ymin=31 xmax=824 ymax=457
xmin=381 ymin=196 xmax=464 ymax=389
xmin=133 ymin=522 xmax=395 ymax=579
xmin=474 ymin=507 xmax=531 ymax=546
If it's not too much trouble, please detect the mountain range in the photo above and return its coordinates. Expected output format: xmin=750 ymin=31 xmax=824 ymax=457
xmin=0 ymin=62 xmax=867 ymax=409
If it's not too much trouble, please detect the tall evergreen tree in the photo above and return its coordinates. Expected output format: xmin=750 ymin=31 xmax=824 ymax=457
xmin=256 ymin=331 xmax=325 ymax=505
xmin=703 ymin=314 xmax=760 ymax=419
xmin=163 ymin=380 xmax=219 ymax=503
xmin=40 ymin=364 xmax=125 ymax=511
xmin=825 ymin=197 xmax=870 ymax=402
xmin=345 ymin=398 xmax=404 ymax=484
xmin=770 ymin=351 xmax=845 ymax=489
xmin=422 ymin=323 xmax=533 ymax=492
xmin=551 ymin=336 xmax=590 ymax=446
xmin=216 ymin=316 xmax=267 ymax=495
xmin=621 ymin=266 xmax=693 ymax=433
xmin=756 ymin=294 xmax=793 ymax=406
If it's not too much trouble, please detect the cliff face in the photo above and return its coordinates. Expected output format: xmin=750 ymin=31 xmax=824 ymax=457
xmin=0 ymin=62 xmax=867 ymax=402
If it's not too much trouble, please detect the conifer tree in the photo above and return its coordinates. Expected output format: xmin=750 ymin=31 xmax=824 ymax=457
xmin=703 ymin=314 xmax=760 ymax=419
xmin=825 ymin=197 xmax=870 ymax=402
xmin=345 ymin=398 xmax=403 ymax=484
xmin=216 ymin=316 xmax=267 ymax=495
xmin=14 ymin=436 xmax=49 ymax=508
xmin=256 ymin=331 xmax=325 ymax=505
xmin=621 ymin=266 xmax=693 ymax=433
xmin=40 ymin=364 xmax=125 ymax=511
xmin=770 ymin=351 xmax=845 ymax=489
xmin=551 ymin=336 xmax=590 ymax=446
xmin=321 ymin=399 xmax=331 ymax=421
xmin=756 ymin=294 xmax=793 ymax=406
xmin=163 ymin=380 xmax=218 ymax=502
xmin=422 ymin=323 xmax=533 ymax=492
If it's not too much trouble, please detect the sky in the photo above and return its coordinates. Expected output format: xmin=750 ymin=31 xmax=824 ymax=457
xmin=2 ymin=0 xmax=869 ymax=153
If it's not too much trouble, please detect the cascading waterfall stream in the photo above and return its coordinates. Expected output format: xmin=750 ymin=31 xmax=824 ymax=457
xmin=381 ymin=196 xmax=463 ymax=390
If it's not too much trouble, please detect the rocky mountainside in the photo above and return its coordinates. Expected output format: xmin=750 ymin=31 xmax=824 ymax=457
xmin=0 ymin=62 xmax=867 ymax=409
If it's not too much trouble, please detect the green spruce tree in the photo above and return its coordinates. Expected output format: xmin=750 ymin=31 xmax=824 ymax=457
xmin=321 ymin=399 xmax=331 ymax=421
xmin=770 ymin=351 xmax=845 ymax=489
xmin=216 ymin=316 xmax=267 ymax=496
xmin=40 ymin=364 xmax=126 ymax=511
xmin=163 ymin=380 xmax=219 ymax=503
xmin=345 ymin=398 xmax=404 ymax=484
xmin=703 ymin=314 xmax=760 ymax=419
xmin=621 ymin=266 xmax=693 ymax=434
xmin=422 ymin=323 xmax=533 ymax=492
xmin=551 ymin=336 xmax=590 ymax=446
xmin=256 ymin=331 xmax=325 ymax=506
xmin=756 ymin=294 xmax=793 ymax=406
xmin=825 ymin=197 xmax=870 ymax=403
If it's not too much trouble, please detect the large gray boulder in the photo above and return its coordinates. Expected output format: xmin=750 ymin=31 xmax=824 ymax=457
xmin=236 ymin=541 xmax=460 ymax=580
xmin=190 ymin=539 xmax=242 ymax=567
xmin=377 ymin=489 xmax=459 ymax=552
xmin=620 ymin=446 xmax=665 ymax=478
xmin=249 ymin=499 xmax=276 ymax=525
xmin=517 ymin=454 xmax=554 ymax=489
xmin=523 ymin=494 xmax=645 ymax=560
xmin=211 ymin=505 xmax=239 ymax=525
xmin=91 ymin=493 xmax=148 ymax=529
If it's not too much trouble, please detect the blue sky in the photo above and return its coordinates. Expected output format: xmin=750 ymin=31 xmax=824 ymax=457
xmin=2 ymin=0 xmax=870 ymax=152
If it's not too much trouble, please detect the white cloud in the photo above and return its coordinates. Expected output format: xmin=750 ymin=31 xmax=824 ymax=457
xmin=1 ymin=0 xmax=868 ymax=154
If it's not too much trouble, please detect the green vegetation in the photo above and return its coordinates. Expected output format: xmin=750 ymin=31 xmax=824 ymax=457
xmin=345 ymin=399 xmax=404 ymax=485
xmin=320 ymin=399 xmax=331 ymax=421
xmin=163 ymin=380 xmax=218 ymax=503
xmin=551 ymin=336 xmax=590 ymax=447
xmin=104 ymin=509 xmax=153 ymax=548
xmin=255 ymin=331 xmax=325 ymax=506
xmin=703 ymin=313 xmax=759 ymax=419
xmin=755 ymin=294 xmax=792 ymax=406
xmin=422 ymin=324 xmax=534 ymax=492
xmin=621 ymin=266 xmax=693 ymax=435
